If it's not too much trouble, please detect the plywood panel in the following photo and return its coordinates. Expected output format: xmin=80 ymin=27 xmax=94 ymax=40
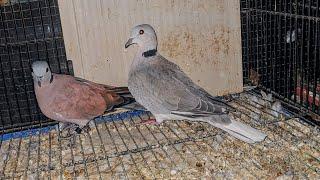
xmin=58 ymin=0 xmax=243 ymax=95
xmin=57 ymin=0 xmax=84 ymax=77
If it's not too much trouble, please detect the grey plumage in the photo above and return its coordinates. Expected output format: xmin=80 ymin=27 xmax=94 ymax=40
xmin=125 ymin=24 xmax=267 ymax=143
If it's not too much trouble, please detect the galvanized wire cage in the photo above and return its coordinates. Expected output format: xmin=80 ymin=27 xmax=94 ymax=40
xmin=0 ymin=90 xmax=319 ymax=179
xmin=241 ymin=0 xmax=320 ymax=116
xmin=0 ymin=0 xmax=72 ymax=132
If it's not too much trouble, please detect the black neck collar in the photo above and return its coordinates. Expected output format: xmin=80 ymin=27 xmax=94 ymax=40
xmin=49 ymin=74 xmax=53 ymax=83
xmin=142 ymin=49 xmax=157 ymax=57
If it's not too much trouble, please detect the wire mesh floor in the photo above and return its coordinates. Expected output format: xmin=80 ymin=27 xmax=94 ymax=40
xmin=0 ymin=90 xmax=319 ymax=179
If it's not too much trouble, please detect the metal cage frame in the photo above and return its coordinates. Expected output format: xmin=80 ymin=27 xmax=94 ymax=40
xmin=240 ymin=0 xmax=320 ymax=117
xmin=0 ymin=0 xmax=72 ymax=132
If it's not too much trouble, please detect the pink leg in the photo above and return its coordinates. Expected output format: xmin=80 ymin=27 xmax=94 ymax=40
xmin=139 ymin=118 xmax=158 ymax=125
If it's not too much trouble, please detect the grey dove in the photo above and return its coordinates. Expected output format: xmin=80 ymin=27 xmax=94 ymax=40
xmin=32 ymin=61 xmax=135 ymax=134
xmin=125 ymin=24 xmax=267 ymax=143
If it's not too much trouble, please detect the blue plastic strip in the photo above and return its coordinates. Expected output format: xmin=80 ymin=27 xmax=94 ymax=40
xmin=0 ymin=110 xmax=147 ymax=142
xmin=95 ymin=110 xmax=146 ymax=123
xmin=0 ymin=125 xmax=56 ymax=142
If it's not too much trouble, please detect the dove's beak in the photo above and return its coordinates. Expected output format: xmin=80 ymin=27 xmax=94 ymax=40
xmin=36 ymin=76 xmax=43 ymax=87
xmin=125 ymin=38 xmax=134 ymax=48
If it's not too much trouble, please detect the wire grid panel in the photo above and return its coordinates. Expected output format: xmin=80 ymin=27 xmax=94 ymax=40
xmin=0 ymin=91 xmax=319 ymax=179
xmin=241 ymin=0 xmax=320 ymax=115
xmin=0 ymin=0 xmax=71 ymax=131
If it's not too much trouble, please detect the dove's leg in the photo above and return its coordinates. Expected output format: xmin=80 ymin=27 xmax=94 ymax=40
xmin=58 ymin=122 xmax=78 ymax=132
xmin=138 ymin=114 xmax=168 ymax=125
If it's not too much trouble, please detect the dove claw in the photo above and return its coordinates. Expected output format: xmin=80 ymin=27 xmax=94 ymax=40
xmin=57 ymin=122 xmax=79 ymax=140
xmin=59 ymin=127 xmax=77 ymax=140
xmin=75 ymin=127 xmax=82 ymax=134
xmin=74 ymin=124 xmax=91 ymax=136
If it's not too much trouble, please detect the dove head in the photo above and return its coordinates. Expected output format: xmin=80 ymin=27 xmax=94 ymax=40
xmin=125 ymin=24 xmax=157 ymax=54
xmin=31 ymin=61 xmax=53 ymax=87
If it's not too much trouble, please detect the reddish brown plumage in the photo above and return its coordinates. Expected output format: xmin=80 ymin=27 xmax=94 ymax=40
xmin=34 ymin=74 xmax=130 ymax=126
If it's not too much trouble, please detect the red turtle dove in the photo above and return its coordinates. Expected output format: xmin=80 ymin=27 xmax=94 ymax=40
xmin=32 ymin=61 xmax=134 ymax=133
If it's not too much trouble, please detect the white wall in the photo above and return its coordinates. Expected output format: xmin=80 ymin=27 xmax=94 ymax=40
xmin=58 ymin=0 xmax=243 ymax=95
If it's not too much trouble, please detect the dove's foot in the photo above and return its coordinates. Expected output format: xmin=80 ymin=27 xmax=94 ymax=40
xmin=139 ymin=118 xmax=158 ymax=125
xmin=75 ymin=124 xmax=91 ymax=134
xmin=59 ymin=122 xmax=78 ymax=132
xmin=58 ymin=123 xmax=78 ymax=139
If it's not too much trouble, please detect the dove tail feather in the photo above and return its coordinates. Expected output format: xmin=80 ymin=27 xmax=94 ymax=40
xmin=105 ymin=86 xmax=132 ymax=97
xmin=103 ymin=87 xmax=146 ymax=111
xmin=209 ymin=115 xmax=267 ymax=143
xmin=113 ymin=96 xmax=135 ymax=108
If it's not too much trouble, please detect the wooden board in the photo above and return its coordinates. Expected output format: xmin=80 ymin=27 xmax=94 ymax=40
xmin=58 ymin=0 xmax=243 ymax=95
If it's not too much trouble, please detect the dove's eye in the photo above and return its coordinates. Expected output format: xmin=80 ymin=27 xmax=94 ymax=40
xmin=139 ymin=30 xmax=144 ymax=35
xmin=46 ymin=68 xmax=49 ymax=72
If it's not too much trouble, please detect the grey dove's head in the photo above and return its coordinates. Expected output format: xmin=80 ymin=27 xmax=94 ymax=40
xmin=31 ymin=61 xmax=53 ymax=87
xmin=125 ymin=24 xmax=157 ymax=52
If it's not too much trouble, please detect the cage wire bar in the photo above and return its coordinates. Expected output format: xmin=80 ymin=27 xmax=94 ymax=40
xmin=241 ymin=0 xmax=320 ymax=116
xmin=0 ymin=0 xmax=72 ymax=132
